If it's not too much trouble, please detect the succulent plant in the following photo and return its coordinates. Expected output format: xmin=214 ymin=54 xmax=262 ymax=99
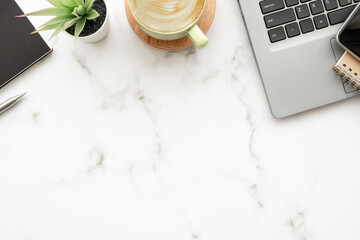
xmin=17 ymin=0 xmax=100 ymax=40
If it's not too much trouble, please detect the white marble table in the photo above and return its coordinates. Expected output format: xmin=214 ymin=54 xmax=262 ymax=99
xmin=1 ymin=0 xmax=360 ymax=239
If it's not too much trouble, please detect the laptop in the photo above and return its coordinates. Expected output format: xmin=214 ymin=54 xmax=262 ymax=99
xmin=238 ymin=0 xmax=360 ymax=118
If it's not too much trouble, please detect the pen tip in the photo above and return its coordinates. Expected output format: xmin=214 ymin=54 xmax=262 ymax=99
xmin=16 ymin=92 xmax=27 ymax=100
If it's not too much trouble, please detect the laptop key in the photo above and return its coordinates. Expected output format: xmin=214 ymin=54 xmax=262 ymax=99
xmin=285 ymin=22 xmax=301 ymax=37
xmin=300 ymin=0 xmax=311 ymax=2
xmin=299 ymin=18 xmax=315 ymax=33
xmin=285 ymin=0 xmax=299 ymax=6
xmin=338 ymin=0 xmax=352 ymax=6
xmin=268 ymin=27 xmax=286 ymax=42
xmin=264 ymin=9 xmax=296 ymax=28
xmin=260 ymin=0 xmax=285 ymax=14
xmin=295 ymin=4 xmax=311 ymax=19
xmin=309 ymin=0 xmax=325 ymax=15
xmin=328 ymin=5 xmax=355 ymax=25
xmin=313 ymin=14 xmax=329 ymax=29
xmin=323 ymin=0 xmax=338 ymax=10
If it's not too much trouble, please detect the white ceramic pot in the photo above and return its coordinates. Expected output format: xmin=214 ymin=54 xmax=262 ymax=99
xmin=66 ymin=0 xmax=110 ymax=43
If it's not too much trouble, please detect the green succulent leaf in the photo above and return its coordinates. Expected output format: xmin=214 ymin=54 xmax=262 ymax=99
xmin=18 ymin=0 xmax=101 ymax=43
xmin=74 ymin=17 xmax=86 ymax=40
xmin=76 ymin=5 xmax=86 ymax=15
xmin=17 ymin=7 xmax=71 ymax=17
xmin=60 ymin=0 xmax=80 ymax=8
xmin=86 ymin=10 xmax=99 ymax=20
xmin=49 ymin=22 xmax=66 ymax=40
xmin=31 ymin=22 xmax=62 ymax=34
xmin=75 ymin=0 xmax=85 ymax=7
xmin=46 ymin=0 xmax=66 ymax=7
xmin=37 ymin=14 xmax=74 ymax=29
xmin=85 ymin=0 xmax=96 ymax=12
xmin=64 ymin=18 xmax=80 ymax=29
xmin=71 ymin=8 xmax=79 ymax=18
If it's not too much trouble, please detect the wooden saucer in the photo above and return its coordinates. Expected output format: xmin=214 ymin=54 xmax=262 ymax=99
xmin=125 ymin=0 xmax=216 ymax=51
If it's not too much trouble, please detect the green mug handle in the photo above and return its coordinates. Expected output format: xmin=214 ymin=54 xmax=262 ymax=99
xmin=187 ymin=25 xmax=209 ymax=49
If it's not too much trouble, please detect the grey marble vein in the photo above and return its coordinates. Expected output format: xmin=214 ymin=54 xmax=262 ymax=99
xmin=88 ymin=147 xmax=105 ymax=173
xmin=288 ymin=211 xmax=308 ymax=240
xmin=71 ymin=50 xmax=133 ymax=112
xmin=248 ymin=183 xmax=264 ymax=209
xmin=136 ymin=89 xmax=165 ymax=171
xmin=32 ymin=112 xmax=40 ymax=124
xmin=184 ymin=215 xmax=200 ymax=240
xmin=71 ymin=51 xmax=92 ymax=77
xmin=125 ymin=165 xmax=143 ymax=197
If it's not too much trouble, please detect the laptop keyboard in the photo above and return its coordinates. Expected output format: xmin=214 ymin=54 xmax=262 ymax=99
xmin=260 ymin=0 xmax=359 ymax=43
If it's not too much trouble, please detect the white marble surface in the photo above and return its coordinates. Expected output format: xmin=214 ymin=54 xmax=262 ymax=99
xmin=1 ymin=0 xmax=360 ymax=239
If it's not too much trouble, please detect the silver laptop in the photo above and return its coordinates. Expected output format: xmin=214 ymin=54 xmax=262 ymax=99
xmin=238 ymin=0 xmax=360 ymax=118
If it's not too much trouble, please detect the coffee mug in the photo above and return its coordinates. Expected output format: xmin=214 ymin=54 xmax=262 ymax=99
xmin=128 ymin=0 xmax=209 ymax=49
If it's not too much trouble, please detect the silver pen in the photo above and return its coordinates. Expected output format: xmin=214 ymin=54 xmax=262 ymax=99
xmin=0 ymin=92 xmax=27 ymax=114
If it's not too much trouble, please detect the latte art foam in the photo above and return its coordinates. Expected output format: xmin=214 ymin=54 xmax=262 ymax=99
xmin=130 ymin=0 xmax=205 ymax=32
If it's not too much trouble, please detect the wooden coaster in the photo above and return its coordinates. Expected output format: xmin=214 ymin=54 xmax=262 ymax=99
xmin=125 ymin=0 xmax=216 ymax=51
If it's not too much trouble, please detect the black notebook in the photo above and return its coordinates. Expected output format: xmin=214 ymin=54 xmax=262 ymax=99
xmin=0 ymin=0 xmax=52 ymax=88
